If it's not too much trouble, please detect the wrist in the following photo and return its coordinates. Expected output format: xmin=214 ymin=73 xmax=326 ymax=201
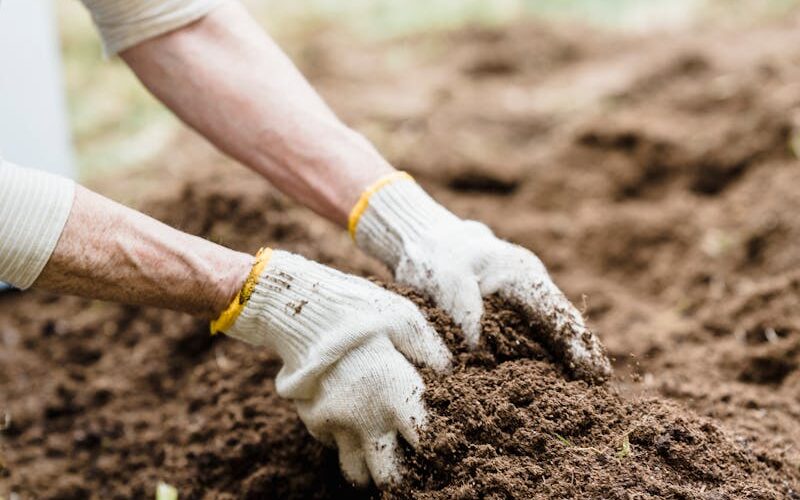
xmin=319 ymin=127 xmax=395 ymax=226
xmin=208 ymin=249 xmax=254 ymax=320
xmin=209 ymin=247 xmax=270 ymax=326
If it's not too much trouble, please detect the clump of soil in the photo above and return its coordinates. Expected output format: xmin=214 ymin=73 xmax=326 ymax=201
xmin=4 ymin=15 xmax=800 ymax=500
xmin=391 ymin=292 xmax=796 ymax=498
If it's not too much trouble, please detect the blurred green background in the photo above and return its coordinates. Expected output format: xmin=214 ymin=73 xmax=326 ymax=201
xmin=58 ymin=0 xmax=800 ymax=179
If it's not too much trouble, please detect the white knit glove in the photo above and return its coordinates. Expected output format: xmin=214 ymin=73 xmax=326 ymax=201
xmin=214 ymin=249 xmax=452 ymax=486
xmin=351 ymin=173 xmax=611 ymax=382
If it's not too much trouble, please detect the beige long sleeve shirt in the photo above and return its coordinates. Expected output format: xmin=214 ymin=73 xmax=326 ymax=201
xmin=0 ymin=0 xmax=225 ymax=288
xmin=80 ymin=0 xmax=226 ymax=55
xmin=0 ymin=159 xmax=75 ymax=288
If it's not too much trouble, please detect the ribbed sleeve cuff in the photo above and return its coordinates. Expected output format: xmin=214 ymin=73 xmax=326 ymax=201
xmin=80 ymin=0 xmax=228 ymax=56
xmin=0 ymin=161 xmax=75 ymax=289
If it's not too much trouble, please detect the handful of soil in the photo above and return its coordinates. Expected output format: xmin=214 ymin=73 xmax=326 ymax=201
xmin=386 ymin=289 xmax=795 ymax=499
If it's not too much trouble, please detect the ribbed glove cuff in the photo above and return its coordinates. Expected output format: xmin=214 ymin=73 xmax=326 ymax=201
xmin=225 ymin=251 xmax=321 ymax=358
xmin=222 ymin=250 xmax=377 ymax=395
xmin=351 ymin=174 xmax=457 ymax=270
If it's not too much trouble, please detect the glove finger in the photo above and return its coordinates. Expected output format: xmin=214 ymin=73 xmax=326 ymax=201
xmin=507 ymin=282 xmax=611 ymax=382
xmin=488 ymin=248 xmax=612 ymax=383
xmin=389 ymin=303 xmax=452 ymax=373
xmin=334 ymin=431 xmax=370 ymax=487
xmin=364 ymin=432 xmax=404 ymax=486
xmin=440 ymin=277 xmax=484 ymax=349
xmin=394 ymin=387 xmax=427 ymax=449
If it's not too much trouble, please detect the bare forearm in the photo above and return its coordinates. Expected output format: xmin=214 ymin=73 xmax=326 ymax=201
xmin=121 ymin=2 xmax=393 ymax=225
xmin=35 ymin=185 xmax=251 ymax=318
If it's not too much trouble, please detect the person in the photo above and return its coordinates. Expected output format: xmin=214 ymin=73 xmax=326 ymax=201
xmin=0 ymin=0 xmax=611 ymax=487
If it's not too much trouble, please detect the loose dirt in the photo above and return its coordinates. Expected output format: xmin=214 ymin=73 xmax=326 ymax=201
xmin=3 ymin=16 xmax=800 ymax=500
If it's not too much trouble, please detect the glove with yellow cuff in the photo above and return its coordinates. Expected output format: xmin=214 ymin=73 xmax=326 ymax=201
xmin=212 ymin=248 xmax=451 ymax=486
xmin=350 ymin=172 xmax=612 ymax=382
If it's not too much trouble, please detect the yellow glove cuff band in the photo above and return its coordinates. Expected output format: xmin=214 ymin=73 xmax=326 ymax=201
xmin=347 ymin=171 xmax=414 ymax=240
xmin=210 ymin=247 xmax=273 ymax=335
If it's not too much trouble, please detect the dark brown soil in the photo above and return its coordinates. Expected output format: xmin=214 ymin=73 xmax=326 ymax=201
xmin=4 ymin=15 xmax=800 ymax=500
xmin=390 ymin=293 xmax=797 ymax=499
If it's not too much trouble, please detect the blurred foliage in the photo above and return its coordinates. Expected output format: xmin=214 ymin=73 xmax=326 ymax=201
xmin=58 ymin=0 xmax=800 ymax=179
xmin=59 ymin=1 xmax=179 ymax=179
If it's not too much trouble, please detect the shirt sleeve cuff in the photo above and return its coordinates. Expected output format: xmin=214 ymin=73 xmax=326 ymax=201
xmin=0 ymin=160 xmax=75 ymax=289
xmin=80 ymin=0 xmax=229 ymax=57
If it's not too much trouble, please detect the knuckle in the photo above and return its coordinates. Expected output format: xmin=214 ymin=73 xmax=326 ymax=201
xmin=504 ymin=245 xmax=546 ymax=271
xmin=394 ymin=297 xmax=426 ymax=323
xmin=462 ymin=219 xmax=494 ymax=236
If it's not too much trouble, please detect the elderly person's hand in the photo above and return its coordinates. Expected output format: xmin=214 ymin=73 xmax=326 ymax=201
xmin=216 ymin=249 xmax=452 ymax=486
xmin=350 ymin=173 xmax=612 ymax=383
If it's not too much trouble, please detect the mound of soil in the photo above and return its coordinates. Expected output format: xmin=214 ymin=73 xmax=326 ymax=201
xmin=392 ymin=293 xmax=795 ymax=498
xmin=4 ymin=15 xmax=800 ymax=500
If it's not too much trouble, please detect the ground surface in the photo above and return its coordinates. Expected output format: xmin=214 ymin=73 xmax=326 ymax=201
xmin=3 ymin=16 xmax=800 ymax=500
